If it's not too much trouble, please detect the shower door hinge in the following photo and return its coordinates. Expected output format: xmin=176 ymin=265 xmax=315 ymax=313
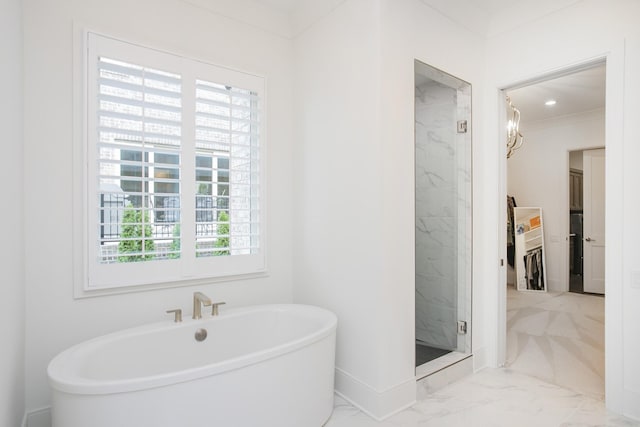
xmin=457 ymin=120 xmax=468 ymax=133
xmin=457 ymin=320 xmax=468 ymax=335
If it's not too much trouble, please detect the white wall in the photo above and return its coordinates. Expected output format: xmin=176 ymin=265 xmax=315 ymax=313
xmin=622 ymin=28 xmax=640 ymax=423
xmin=0 ymin=0 xmax=25 ymax=425
xmin=293 ymin=0 xmax=485 ymax=419
xmin=23 ymin=0 xmax=295 ymax=417
xmin=293 ymin=0 xmax=391 ymax=417
xmin=485 ymin=0 xmax=640 ymax=420
xmin=507 ymin=109 xmax=605 ymax=292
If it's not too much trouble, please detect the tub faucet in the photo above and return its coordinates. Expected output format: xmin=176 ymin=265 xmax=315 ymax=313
xmin=193 ymin=292 xmax=212 ymax=319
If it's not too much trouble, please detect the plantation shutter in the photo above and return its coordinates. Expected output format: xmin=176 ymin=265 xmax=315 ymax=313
xmin=194 ymin=80 xmax=261 ymax=257
xmin=96 ymin=57 xmax=182 ymax=263
xmin=84 ymin=32 xmax=266 ymax=292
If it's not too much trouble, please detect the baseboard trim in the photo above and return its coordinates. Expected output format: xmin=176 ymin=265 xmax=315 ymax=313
xmin=23 ymin=406 xmax=51 ymax=427
xmin=624 ymin=389 xmax=640 ymax=421
xmin=334 ymin=367 xmax=415 ymax=421
xmin=473 ymin=346 xmax=487 ymax=370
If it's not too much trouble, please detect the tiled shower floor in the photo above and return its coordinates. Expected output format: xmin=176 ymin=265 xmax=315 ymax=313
xmin=415 ymin=343 xmax=451 ymax=366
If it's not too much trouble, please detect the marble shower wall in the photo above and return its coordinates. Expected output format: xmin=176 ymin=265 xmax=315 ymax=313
xmin=415 ymin=78 xmax=471 ymax=353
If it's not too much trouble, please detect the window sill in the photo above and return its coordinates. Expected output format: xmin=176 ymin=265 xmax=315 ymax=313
xmin=73 ymin=270 xmax=269 ymax=299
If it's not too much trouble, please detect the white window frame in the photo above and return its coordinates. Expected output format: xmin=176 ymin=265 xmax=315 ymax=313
xmin=75 ymin=31 xmax=266 ymax=297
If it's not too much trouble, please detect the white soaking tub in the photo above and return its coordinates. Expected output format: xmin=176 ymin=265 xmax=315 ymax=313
xmin=48 ymin=304 xmax=337 ymax=427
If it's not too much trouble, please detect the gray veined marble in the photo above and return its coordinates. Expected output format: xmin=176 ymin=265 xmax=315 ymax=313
xmin=506 ymin=286 xmax=605 ymax=399
xmin=415 ymin=66 xmax=471 ymax=357
xmin=325 ymin=368 xmax=640 ymax=426
xmin=415 ymin=188 xmax=456 ymax=218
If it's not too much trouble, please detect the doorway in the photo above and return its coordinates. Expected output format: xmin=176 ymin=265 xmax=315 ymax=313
xmin=503 ymin=62 xmax=606 ymax=397
xmin=569 ymin=148 xmax=606 ymax=295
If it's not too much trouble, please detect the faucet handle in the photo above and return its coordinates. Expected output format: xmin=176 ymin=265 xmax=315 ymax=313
xmin=211 ymin=302 xmax=226 ymax=316
xmin=166 ymin=308 xmax=182 ymax=323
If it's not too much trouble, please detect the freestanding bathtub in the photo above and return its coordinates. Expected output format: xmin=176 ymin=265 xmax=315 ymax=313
xmin=48 ymin=304 xmax=337 ymax=427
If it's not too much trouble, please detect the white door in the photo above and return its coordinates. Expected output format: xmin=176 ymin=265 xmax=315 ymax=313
xmin=583 ymin=149 xmax=605 ymax=294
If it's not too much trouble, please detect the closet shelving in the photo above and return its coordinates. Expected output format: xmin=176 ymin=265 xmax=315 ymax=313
xmin=524 ymin=229 xmax=542 ymax=249
xmin=514 ymin=207 xmax=547 ymax=292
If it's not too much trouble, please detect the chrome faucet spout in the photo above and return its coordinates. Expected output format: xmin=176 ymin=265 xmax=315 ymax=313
xmin=193 ymin=292 xmax=212 ymax=319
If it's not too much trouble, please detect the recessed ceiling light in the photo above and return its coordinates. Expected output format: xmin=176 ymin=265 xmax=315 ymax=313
xmin=545 ymin=99 xmax=557 ymax=106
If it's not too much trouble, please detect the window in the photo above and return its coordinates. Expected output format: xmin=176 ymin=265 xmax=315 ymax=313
xmin=83 ymin=32 xmax=265 ymax=291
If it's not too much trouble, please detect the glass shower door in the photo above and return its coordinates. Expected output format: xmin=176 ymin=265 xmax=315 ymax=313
xmin=414 ymin=60 xmax=472 ymax=374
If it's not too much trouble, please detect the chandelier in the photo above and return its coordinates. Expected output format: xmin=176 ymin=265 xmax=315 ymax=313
xmin=506 ymin=96 xmax=524 ymax=158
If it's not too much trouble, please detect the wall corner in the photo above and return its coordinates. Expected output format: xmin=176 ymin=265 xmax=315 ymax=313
xmin=334 ymin=367 xmax=415 ymax=421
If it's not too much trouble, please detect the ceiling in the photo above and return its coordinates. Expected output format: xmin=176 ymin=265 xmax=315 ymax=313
xmin=506 ymin=64 xmax=606 ymax=124
xmin=250 ymin=0 xmax=302 ymax=13
xmin=248 ymin=0 xmax=606 ymax=122
xmin=250 ymin=0 xmax=523 ymax=14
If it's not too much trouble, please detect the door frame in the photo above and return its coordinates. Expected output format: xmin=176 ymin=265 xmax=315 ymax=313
xmin=496 ymin=47 xmax=625 ymax=413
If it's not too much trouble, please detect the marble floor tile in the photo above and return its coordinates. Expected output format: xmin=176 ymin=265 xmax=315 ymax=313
xmin=506 ymin=286 xmax=604 ymax=398
xmin=325 ymin=369 xmax=639 ymax=427
xmin=324 ymin=287 xmax=630 ymax=427
xmin=325 ymin=396 xmax=393 ymax=427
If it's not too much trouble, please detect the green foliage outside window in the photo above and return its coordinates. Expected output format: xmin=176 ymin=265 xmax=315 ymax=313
xmin=169 ymin=211 xmax=228 ymax=258
xmin=118 ymin=208 xmax=155 ymax=262
xmin=214 ymin=211 xmax=230 ymax=256
xmin=169 ymin=224 xmax=181 ymax=259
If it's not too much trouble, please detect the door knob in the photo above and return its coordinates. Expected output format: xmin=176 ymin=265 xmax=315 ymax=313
xmin=585 ymin=237 xmax=594 ymax=242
